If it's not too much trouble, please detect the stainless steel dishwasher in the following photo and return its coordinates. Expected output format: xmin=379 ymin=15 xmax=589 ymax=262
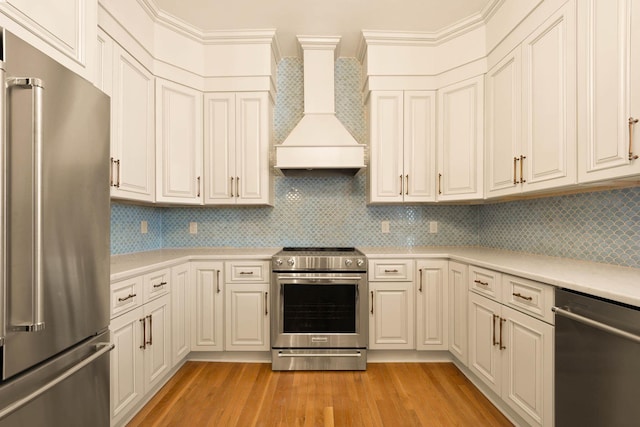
xmin=553 ymin=288 xmax=640 ymax=427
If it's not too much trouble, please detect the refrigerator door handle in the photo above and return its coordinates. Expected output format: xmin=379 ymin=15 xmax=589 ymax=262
xmin=0 ymin=342 xmax=114 ymax=421
xmin=6 ymin=77 xmax=46 ymax=333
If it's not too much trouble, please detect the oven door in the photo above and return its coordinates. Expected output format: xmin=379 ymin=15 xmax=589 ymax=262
xmin=271 ymin=272 xmax=368 ymax=350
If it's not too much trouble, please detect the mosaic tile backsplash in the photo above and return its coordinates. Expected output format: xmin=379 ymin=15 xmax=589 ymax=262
xmin=110 ymin=56 xmax=640 ymax=269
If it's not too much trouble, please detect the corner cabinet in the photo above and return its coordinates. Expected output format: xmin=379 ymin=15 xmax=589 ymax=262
xmin=367 ymin=91 xmax=437 ymax=203
xmin=437 ymin=76 xmax=484 ymax=201
xmin=190 ymin=261 xmax=224 ymax=351
xmin=486 ymin=0 xmax=577 ymax=197
xmin=109 ymin=43 xmax=155 ymax=202
xmin=448 ymin=261 xmax=468 ymax=365
xmin=415 ymin=260 xmax=448 ymax=350
xmin=203 ymin=92 xmax=273 ymax=206
xmin=577 ymin=0 xmax=640 ymax=182
xmin=156 ymin=79 xmax=203 ymax=204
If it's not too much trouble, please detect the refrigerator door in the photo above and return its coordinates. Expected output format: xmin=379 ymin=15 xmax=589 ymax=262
xmin=0 ymin=331 xmax=112 ymax=427
xmin=2 ymin=30 xmax=110 ymax=379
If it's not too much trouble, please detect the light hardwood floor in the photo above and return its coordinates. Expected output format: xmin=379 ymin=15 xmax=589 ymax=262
xmin=127 ymin=362 xmax=513 ymax=427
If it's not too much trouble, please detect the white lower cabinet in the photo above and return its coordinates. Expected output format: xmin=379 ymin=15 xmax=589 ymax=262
xmin=225 ymin=283 xmax=270 ymax=351
xmin=468 ymin=285 xmax=554 ymax=427
xmin=448 ymin=261 xmax=468 ymax=365
xmin=369 ymin=281 xmax=415 ymax=349
xmin=190 ymin=261 xmax=224 ymax=351
xmin=171 ymin=263 xmax=191 ymax=363
xmin=109 ymin=292 xmax=171 ymax=426
xmin=415 ymin=260 xmax=448 ymax=350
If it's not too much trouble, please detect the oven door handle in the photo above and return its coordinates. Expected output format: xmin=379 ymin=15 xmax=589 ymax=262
xmin=276 ymin=275 xmax=363 ymax=281
xmin=277 ymin=351 xmax=363 ymax=358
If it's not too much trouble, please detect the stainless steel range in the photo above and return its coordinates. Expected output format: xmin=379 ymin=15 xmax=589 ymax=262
xmin=271 ymin=247 xmax=368 ymax=370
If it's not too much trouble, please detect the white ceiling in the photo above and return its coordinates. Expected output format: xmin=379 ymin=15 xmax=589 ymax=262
xmin=150 ymin=0 xmax=493 ymax=57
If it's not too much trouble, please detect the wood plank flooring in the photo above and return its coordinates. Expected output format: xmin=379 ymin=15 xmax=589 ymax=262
xmin=127 ymin=362 xmax=513 ymax=427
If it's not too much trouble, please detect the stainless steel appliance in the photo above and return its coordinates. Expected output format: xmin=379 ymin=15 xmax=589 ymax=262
xmin=271 ymin=247 xmax=368 ymax=370
xmin=553 ymin=288 xmax=640 ymax=426
xmin=0 ymin=29 xmax=112 ymax=426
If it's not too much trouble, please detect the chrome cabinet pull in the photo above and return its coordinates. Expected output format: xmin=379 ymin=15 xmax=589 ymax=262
xmin=499 ymin=318 xmax=506 ymax=350
xmin=109 ymin=157 xmax=114 ymax=186
xmin=405 ymin=175 xmax=409 ymax=195
xmin=513 ymin=292 xmax=533 ymax=302
xmin=116 ymin=159 xmax=121 ymax=187
xmin=140 ymin=318 xmax=146 ymax=349
xmin=519 ymin=155 xmax=526 ymax=183
xmin=117 ymin=293 xmax=136 ymax=302
xmin=418 ymin=269 xmax=423 ymax=293
xmin=216 ymin=270 xmax=221 ymax=293
xmin=399 ymin=175 xmax=403 ymax=195
xmin=146 ymin=315 xmax=153 ymax=346
xmin=438 ymin=173 xmax=442 ymax=195
xmin=474 ymin=279 xmax=489 ymax=287
xmin=370 ymin=291 xmax=374 ymax=315
xmin=7 ymin=77 xmax=46 ymax=333
xmin=197 ymin=176 xmax=201 ymax=197
xmin=236 ymin=176 xmax=240 ymax=198
xmin=265 ymin=292 xmax=268 ymax=316
xmin=629 ymin=117 xmax=639 ymax=160
xmin=492 ymin=314 xmax=499 ymax=346
xmin=230 ymin=177 xmax=234 ymax=197
xmin=153 ymin=281 xmax=167 ymax=289
xmin=513 ymin=157 xmax=518 ymax=184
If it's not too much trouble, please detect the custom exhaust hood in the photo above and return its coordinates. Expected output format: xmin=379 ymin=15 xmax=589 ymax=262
xmin=275 ymin=36 xmax=366 ymax=176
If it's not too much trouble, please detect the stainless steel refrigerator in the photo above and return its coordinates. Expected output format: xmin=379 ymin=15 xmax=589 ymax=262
xmin=0 ymin=29 xmax=112 ymax=426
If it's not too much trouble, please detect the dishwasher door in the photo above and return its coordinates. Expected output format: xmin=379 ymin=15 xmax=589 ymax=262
xmin=554 ymin=288 xmax=640 ymax=427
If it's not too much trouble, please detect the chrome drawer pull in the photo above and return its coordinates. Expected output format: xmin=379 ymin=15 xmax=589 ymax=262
xmin=117 ymin=293 xmax=136 ymax=302
xmin=513 ymin=292 xmax=533 ymax=302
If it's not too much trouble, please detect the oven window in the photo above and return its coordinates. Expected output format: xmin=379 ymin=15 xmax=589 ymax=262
xmin=283 ymin=284 xmax=356 ymax=333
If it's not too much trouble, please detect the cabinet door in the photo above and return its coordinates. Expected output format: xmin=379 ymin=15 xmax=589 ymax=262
xmin=416 ymin=260 xmax=448 ymax=350
xmin=404 ymin=91 xmax=437 ymax=202
xmin=522 ymin=0 xmax=577 ymax=191
xmin=448 ymin=261 xmax=468 ymax=365
xmin=368 ymin=91 xmax=405 ymax=203
xmin=468 ymin=292 xmax=502 ymax=395
xmin=143 ymin=294 xmax=171 ymax=393
xmin=111 ymin=45 xmax=155 ymax=202
xmin=225 ymin=283 xmax=270 ymax=351
xmin=95 ymin=28 xmax=113 ymax=96
xmin=369 ymin=281 xmax=415 ymax=350
xmin=110 ymin=307 xmax=144 ymax=425
xmin=171 ymin=263 xmax=191 ymax=364
xmin=235 ymin=92 xmax=272 ymax=205
xmin=501 ymin=306 xmax=553 ymax=427
xmin=203 ymin=93 xmax=236 ymax=203
xmin=191 ymin=262 xmax=224 ymax=351
xmin=437 ymin=76 xmax=484 ymax=201
xmin=156 ymin=79 xmax=203 ymax=204
xmin=485 ymin=49 xmax=522 ymax=197
xmin=578 ymin=0 xmax=640 ymax=182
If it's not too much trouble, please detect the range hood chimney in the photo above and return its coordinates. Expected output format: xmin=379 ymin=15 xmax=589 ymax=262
xmin=275 ymin=36 xmax=366 ymax=176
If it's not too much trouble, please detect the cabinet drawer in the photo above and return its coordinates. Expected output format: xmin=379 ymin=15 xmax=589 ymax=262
xmin=369 ymin=260 xmax=414 ymax=281
xmin=469 ymin=266 xmax=502 ymax=300
xmin=502 ymin=274 xmax=555 ymax=324
xmin=226 ymin=261 xmax=270 ymax=283
xmin=143 ymin=268 xmax=170 ymax=302
xmin=110 ymin=276 xmax=142 ymax=319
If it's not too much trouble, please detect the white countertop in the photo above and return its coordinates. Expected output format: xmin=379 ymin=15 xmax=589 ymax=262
xmin=111 ymin=246 xmax=640 ymax=307
xmin=361 ymin=246 xmax=640 ymax=307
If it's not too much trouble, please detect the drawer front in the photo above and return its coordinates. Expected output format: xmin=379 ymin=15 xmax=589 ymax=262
xmin=143 ymin=268 xmax=170 ymax=302
xmin=110 ymin=276 xmax=142 ymax=319
xmin=469 ymin=266 xmax=502 ymax=301
xmin=369 ymin=260 xmax=414 ymax=281
xmin=226 ymin=261 xmax=270 ymax=283
xmin=503 ymin=274 xmax=555 ymax=324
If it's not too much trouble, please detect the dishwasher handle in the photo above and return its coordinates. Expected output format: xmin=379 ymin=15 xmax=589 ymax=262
xmin=552 ymin=306 xmax=640 ymax=344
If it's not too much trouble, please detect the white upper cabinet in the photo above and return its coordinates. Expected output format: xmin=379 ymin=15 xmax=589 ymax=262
xmin=437 ymin=76 xmax=484 ymax=201
xmin=577 ymin=0 xmax=640 ymax=182
xmin=487 ymin=0 xmax=577 ymax=197
xmin=204 ymin=92 xmax=273 ymax=205
xmin=368 ymin=91 xmax=437 ymax=203
xmin=0 ymin=0 xmax=97 ymax=81
xmin=109 ymin=43 xmax=155 ymax=202
xmin=156 ymin=79 xmax=203 ymax=204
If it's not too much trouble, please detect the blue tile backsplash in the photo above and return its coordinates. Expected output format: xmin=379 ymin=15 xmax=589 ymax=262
xmin=110 ymin=57 xmax=640 ymax=270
